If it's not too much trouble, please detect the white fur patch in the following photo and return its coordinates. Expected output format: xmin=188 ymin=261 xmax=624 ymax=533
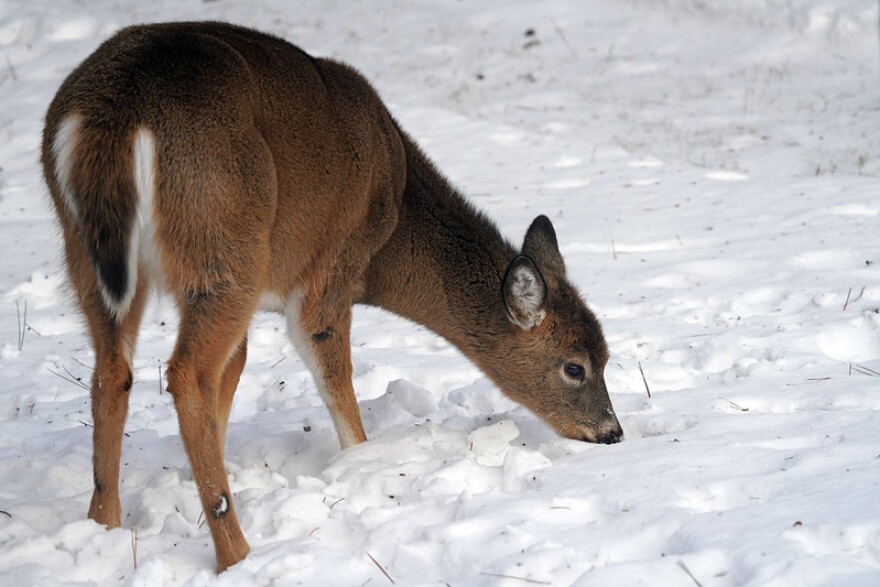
xmin=284 ymin=292 xmax=360 ymax=449
xmin=215 ymin=494 xmax=228 ymax=516
xmin=133 ymin=127 xmax=160 ymax=281
xmin=258 ymin=291 xmax=285 ymax=313
xmin=285 ymin=292 xmax=320 ymax=373
xmin=507 ymin=264 xmax=546 ymax=329
xmin=510 ymin=265 xmax=543 ymax=310
xmin=51 ymin=115 xmax=82 ymax=222
xmin=120 ymin=332 xmax=136 ymax=368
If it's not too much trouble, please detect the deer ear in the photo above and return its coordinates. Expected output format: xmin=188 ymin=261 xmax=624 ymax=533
xmin=522 ymin=215 xmax=565 ymax=276
xmin=503 ymin=256 xmax=547 ymax=330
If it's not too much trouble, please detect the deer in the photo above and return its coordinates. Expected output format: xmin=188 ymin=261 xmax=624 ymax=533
xmin=41 ymin=21 xmax=623 ymax=572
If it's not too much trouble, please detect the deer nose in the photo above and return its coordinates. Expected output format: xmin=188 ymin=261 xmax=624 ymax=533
xmin=595 ymin=416 xmax=624 ymax=444
xmin=597 ymin=427 xmax=623 ymax=444
xmin=572 ymin=418 xmax=624 ymax=444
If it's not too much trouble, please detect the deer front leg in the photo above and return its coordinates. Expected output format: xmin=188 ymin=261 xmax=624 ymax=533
xmin=287 ymin=294 xmax=366 ymax=449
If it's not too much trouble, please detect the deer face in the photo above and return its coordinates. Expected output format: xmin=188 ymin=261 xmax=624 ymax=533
xmin=492 ymin=216 xmax=623 ymax=444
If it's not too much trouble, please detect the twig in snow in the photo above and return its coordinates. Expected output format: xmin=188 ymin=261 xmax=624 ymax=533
xmin=328 ymin=497 xmax=345 ymax=509
xmin=47 ymin=367 xmax=90 ymax=391
xmin=271 ymin=355 xmax=287 ymax=368
xmin=728 ymin=401 xmax=748 ymax=412
xmin=0 ymin=509 xmax=11 ymax=518
xmin=676 ymin=560 xmax=704 ymax=587
xmin=610 ymin=239 xmax=618 ymax=260
xmin=366 ymin=551 xmax=395 ymax=584
xmin=158 ymin=365 xmax=164 ymax=395
xmin=638 ymin=362 xmax=651 ymax=398
xmin=131 ymin=528 xmax=138 ymax=570
xmin=481 ymin=573 xmax=550 ymax=585
xmin=551 ymin=19 xmax=579 ymax=60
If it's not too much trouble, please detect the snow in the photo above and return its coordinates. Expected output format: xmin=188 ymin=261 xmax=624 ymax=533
xmin=1 ymin=0 xmax=879 ymax=585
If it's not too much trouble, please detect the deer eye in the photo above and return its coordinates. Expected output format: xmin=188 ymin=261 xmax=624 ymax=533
xmin=564 ymin=363 xmax=585 ymax=380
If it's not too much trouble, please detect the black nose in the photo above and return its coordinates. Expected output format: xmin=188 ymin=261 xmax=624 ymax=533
xmin=594 ymin=418 xmax=624 ymax=444
xmin=597 ymin=429 xmax=623 ymax=444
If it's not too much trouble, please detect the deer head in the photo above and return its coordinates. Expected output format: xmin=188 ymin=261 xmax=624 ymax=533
xmin=494 ymin=216 xmax=623 ymax=444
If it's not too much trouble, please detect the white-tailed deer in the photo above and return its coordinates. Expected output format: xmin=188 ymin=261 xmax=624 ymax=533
xmin=42 ymin=22 xmax=623 ymax=572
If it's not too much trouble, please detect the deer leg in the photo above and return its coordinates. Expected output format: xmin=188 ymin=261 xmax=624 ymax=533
xmin=86 ymin=277 xmax=149 ymax=528
xmin=288 ymin=296 xmax=366 ymax=449
xmin=216 ymin=337 xmax=247 ymax=453
xmin=282 ymin=191 xmax=398 ymax=450
xmin=166 ymin=290 xmax=254 ymax=573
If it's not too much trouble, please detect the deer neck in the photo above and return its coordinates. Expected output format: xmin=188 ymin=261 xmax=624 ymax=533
xmin=362 ymin=134 xmax=517 ymax=355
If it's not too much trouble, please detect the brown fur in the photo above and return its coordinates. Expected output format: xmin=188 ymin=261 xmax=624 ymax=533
xmin=41 ymin=22 xmax=622 ymax=572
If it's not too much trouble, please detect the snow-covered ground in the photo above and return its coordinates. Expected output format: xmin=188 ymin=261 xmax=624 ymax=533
xmin=1 ymin=0 xmax=879 ymax=585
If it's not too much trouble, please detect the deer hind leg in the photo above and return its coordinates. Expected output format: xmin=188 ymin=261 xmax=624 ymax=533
xmin=84 ymin=275 xmax=149 ymax=528
xmin=166 ymin=288 xmax=256 ymax=572
xmin=287 ymin=294 xmax=366 ymax=449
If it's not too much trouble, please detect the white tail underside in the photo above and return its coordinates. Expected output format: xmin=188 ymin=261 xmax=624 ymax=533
xmin=52 ymin=117 xmax=161 ymax=322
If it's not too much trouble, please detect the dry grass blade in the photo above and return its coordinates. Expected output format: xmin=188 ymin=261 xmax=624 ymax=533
xmin=843 ymin=286 xmax=865 ymax=311
xmin=16 ymin=299 xmax=27 ymax=351
xmin=5 ymin=55 xmax=16 ymax=81
xmin=551 ymin=18 xmax=579 ymax=60
xmin=677 ymin=560 xmax=704 ymax=587
xmin=638 ymin=361 xmax=651 ymax=398
xmin=366 ymin=551 xmax=395 ymax=584
xmin=63 ymin=365 xmax=86 ymax=386
xmin=480 ymin=572 xmax=550 ymax=585
xmin=851 ymin=364 xmax=880 ymax=377
xmin=131 ymin=528 xmax=138 ymax=570
xmin=71 ymin=356 xmax=94 ymax=371
xmin=47 ymin=367 xmax=90 ymax=391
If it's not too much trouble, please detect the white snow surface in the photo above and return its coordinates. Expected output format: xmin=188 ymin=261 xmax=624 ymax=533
xmin=1 ymin=1 xmax=879 ymax=585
